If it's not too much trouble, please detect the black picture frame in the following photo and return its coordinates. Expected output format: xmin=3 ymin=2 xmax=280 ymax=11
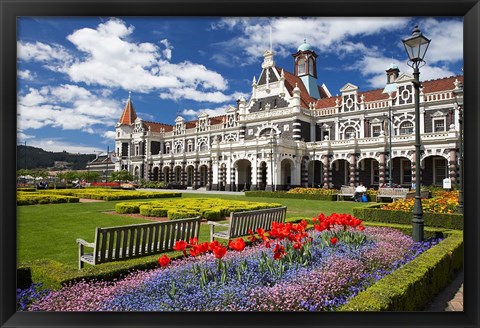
xmin=1 ymin=1 xmax=479 ymax=327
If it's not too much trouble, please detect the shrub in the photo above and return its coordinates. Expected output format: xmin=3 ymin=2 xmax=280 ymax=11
xmin=245 ymin=190 xmax=337 ymax=201
xmin=340 ymin=231 xmax=463 ymax=311
xmin=115 ymin=202 xmax=149 ymax=214
xmin=353 ymin=204 xmax=463 ymax=230
xmin=202 ymin=209 xmax=222 ymax=221
xmin=17 ymin=192 xmax=80 ymax=206
xmin=167 ymin=209 xmax=199 ymax=221
xmin=139 ymin=205 xmax=168 ymax=217
xmin=116 ymin=198 xmax=282 ymax=221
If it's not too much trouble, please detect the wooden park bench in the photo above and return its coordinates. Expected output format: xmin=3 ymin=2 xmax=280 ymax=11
xmin=376 ymin=187 xmax=410 ymax=202
xmin=77 ymin=217 xmax=201 ymax=269
xmin=406 ymin=190 xmax=431 ymax=199
xmin=208 ymin=206 xmax=287 ymax=242
xmin=337 ymin=185 xmax=355 ymax=201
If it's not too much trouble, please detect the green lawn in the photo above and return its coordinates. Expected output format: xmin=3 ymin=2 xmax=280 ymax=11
xmin=17 ymin=193 xmax=374 ymax=287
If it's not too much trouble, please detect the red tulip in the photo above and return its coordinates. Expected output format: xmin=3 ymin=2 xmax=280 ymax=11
xmin=158 ymin=254 xmax=170 ymax=267
xmin=188 ymin=237 xmax=198 ymax=246
xmin=273 ymin=243 xmax=285 ymax=260
xmin=229 ymin=238 xmax=246 ymax=251
xmin=330 ymin=237 xmax=338 ymax=245
xmin=173 ymin=240 xmax=188 ymax=251
xmin=212 ymin=245 xmax=227 ymax=259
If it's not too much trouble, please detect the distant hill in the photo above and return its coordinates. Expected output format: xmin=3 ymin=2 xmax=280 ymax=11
xmin=17 ymin=145 xmax=97 ymax=170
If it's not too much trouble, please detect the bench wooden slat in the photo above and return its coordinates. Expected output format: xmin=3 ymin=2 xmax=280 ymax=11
xmin=78 ymin=217 xmax=201 ymax=269
xmin=210 ymin=207 xmax=286 ymax=241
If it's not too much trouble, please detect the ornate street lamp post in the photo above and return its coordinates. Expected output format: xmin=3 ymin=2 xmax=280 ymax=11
xmin=453 ymin=82 xmax=464 ymax=214
xmin=402 ymin=25 xmax=431 ymax=242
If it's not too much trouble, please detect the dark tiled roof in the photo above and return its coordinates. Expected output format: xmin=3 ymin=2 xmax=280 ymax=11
xmin=421 ymin=75 xmax=463 ymax=93
xmin=142 ymin=121 xmax=174 ymax=132
xmin=275 ymin=66 xmax=317 ymax=107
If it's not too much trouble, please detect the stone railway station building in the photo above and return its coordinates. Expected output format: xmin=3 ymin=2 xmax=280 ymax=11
xmin=114 ymin=41 xmax=464 ymax=192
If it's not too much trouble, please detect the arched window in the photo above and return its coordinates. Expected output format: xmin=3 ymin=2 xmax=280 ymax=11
xmin=308 ymin=58 xmax=314 ymax=76
xmin=344 ymin=127 xmax=356 ymax=139
xmin=175 ymin=144 xmax=183 ymax=153
xmin=298 ymin=58 xmax=306 ymax=75
xmin=399 ymin=121 xmax=414 ymax=135
xmin=199 ymin=142 xmax=207 ymax=152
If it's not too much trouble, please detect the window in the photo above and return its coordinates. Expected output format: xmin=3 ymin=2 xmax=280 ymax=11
xmin=433 ymin=158 xmax=447 ymax=185
xmin=188 ymin=143 xmax=193 ymax=152
xmin=199 ymin=142 xmax=207 ymax=152
xmin=308 ymin=58 xmax=314 ymax=76
xmin=371 ymin=124 xmax=382 ymax=137
xmin=298 ymin=58 xmax=306 ymax=75
xmin=176 ymin=144 xmax=183 ymax=153
xmin=399 ymin=121 xmax=414 ymax=135
xmin=344 ymin=127 xmax=356 ymax=139
xmin=433 ymin=118 xmax=446 ymax=132
xmin=322 ymin=130 xmax=330 ymax=140
xmin=401 ymin=159 xmax=412 ymax=184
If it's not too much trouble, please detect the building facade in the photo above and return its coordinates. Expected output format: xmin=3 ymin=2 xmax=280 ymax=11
xmin=114 ymin=41 xmax=464 ymax=191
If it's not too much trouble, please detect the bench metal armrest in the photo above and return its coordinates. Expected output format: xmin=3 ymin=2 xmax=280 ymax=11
xmin=76 ymin=239 xmax=95 ymax=248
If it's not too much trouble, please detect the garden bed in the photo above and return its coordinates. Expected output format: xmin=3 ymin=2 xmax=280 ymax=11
xmin=115 ymin=198 xmax=283 ymax=221
xmin=19 ymin=214 xmax=462 ymax=312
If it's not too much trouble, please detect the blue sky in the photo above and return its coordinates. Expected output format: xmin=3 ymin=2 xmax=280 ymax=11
xmin=17 ymin=17 xmax=463 ymax=155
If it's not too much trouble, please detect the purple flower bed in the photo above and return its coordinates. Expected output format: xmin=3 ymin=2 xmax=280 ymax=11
xmin=25 ymin=227 xmax=441 ymax=312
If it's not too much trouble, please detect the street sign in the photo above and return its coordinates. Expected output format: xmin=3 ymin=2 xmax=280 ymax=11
xmin=443 ymin=178 xmax=452 ymax=189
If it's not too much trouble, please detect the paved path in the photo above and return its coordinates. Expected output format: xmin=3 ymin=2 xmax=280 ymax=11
xmin=423 ymin=269 xmax=463 ymax=311
xmin=142 ymin=188 xmax=464 ymax=311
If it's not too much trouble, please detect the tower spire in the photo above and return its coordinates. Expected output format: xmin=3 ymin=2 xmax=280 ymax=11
xmin=118 ymin=92 xmax=137 ymax=125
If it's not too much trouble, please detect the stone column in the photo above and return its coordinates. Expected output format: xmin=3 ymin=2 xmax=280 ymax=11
xmin=207 ymin=160 xmax=213 ymax=190
xmin=193 ymin=161 xmax=199 ymax=189
xmin=349 ymin=153 xmax=357 ymax=186
xmin=300 ymin=156 xmax=309 ymax=187
xmin=378 ymin=152 xmax=386 ymax=186
xmin=170 ymin=162 xmax=175 ymax=183
xmin=449 ymin=149 xmax=457 ymax=184
xmin=322 ymin=155 xmax=330 ymax=188
xmin=181 ymin=162 xmax=187 ymax=186
xmin=159 ymin=162 xmax=164 ymax=182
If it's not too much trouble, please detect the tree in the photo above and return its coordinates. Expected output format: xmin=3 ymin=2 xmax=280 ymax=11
xmin=110 ymin=170 xmax=134 ymax=184
xmin=80 ymin=171 xmax=100 ymax=182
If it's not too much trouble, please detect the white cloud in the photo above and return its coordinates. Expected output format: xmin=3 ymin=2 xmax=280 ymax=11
xmin=181 ymin=106 xmax=228 ymax=119
xmin=211 ymin=17 xmax=411 ymax=66
xmin=17 ymin=41 xmax=73 ymax=63
xmin=17 ymin=85 xmax=122 ymax=131
xmin=17 ymin=70 xmax=36 ymax=80
xmin=421 ymin=18 xmax=463 ymax=64
xmin=160 ymin=87 xmax=236 ymax=103
xmin=159 ymin=39 xmax=173 ymax=60
xmin=18 ymin=18 xmax=237 ymax=104
xmin=24 ymin=138 xmax=101 ymax=154
xmin=353 ymin=55 xmax=456 ymax=89
xmin=103 ymin=131 xmax=116 ymax=140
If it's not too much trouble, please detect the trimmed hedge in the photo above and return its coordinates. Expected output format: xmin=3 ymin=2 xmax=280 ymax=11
xmin=40 ymin=189 xmax=181 ymax=201
xmin=17 ymin=192 xmax=80 ymax=206
xmin=340 ymin=230 xmax=463 ymax=311
xmin=353 ymin=204 xmax=463 ymax=230
xmin=245 ymin=190 xmax=337 ymax=201
xmin=115 ymin=198 xmax=283 ymax=220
